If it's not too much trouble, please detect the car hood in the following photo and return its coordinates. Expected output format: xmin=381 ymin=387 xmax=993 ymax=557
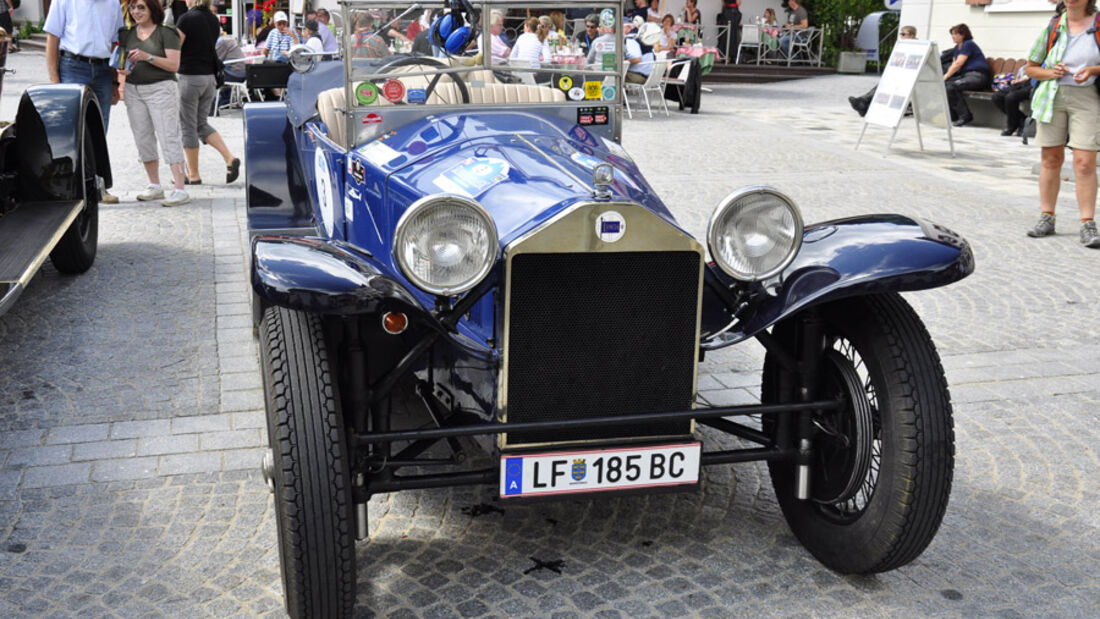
xmin=363 ymin=111 xmax=682 ymax=246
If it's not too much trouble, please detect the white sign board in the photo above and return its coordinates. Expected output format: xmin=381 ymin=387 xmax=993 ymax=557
xmin=857 ymin=40 xmax=954 ymax=155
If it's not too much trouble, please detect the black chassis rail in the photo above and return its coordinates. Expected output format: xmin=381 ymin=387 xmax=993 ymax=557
xmin=351 ymin=398 xmax=842 ymax=495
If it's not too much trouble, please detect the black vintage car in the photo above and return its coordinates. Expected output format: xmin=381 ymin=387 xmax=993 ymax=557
xmin=0 ymin=44 xmax=109 ymax=316
xmin=245 ymin=1 xmax=975 ymax=616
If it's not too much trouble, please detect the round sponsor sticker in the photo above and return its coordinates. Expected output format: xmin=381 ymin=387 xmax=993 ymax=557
xmin=595 ymin=210 xmax=626 ymax=243
xmin=382 ymin=79 xmax=406 ymax=103
xmin=558 ymin=75 xmax=573 ymax=91
xmin=599 ymin=8 xmax=615 ymax=29
xmin=568 ymin=87 xmax=585 ymax=101
xmin=355 ymin=81 xmax=379 ymax=105
xmin=602 ymin=85 xmax=616 ymax=101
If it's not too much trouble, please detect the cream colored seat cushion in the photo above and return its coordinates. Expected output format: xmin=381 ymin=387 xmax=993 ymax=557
xmin=317 ymin=83 xmax=566 ymax=148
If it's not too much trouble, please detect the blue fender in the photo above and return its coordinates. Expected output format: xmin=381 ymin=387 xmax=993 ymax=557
xmin=251 ymin=235 xmax=427 ymax=319
xmin=707 ymin=214 xmax=975 ymax=344
xmin=244 ymin=102 xmax=313 ymax=232
xmin=15 ymin=84 xmax=111 ymax=201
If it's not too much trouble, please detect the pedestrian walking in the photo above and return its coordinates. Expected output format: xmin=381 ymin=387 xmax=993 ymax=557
xmin=1025 ymin=0 xmax=1100 ymax=247
xmin=176 ymin=0 xmax=241 ymax=185
xmin=43 ymin=0 xmax=125 ymax=203
xmin=118 ymin=0 xmax=190 ymax=206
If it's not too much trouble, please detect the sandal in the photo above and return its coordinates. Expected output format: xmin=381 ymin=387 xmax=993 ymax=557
xmin=226 ymin=157 xmax=241 ymax=184
xmin=185 ymin=178 xmax=202 ymax=185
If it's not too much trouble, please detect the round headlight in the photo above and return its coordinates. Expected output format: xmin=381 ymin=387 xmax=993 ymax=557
xmin=394 ymin=195 xmax=499 ymax=295
xmin=707 ymin=186 xmax=803 ymax=282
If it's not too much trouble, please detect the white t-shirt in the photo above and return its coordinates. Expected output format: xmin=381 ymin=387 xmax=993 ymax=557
xmin=510 ymin=32 xmax=550 ymax=67
xmin=306 ymin=36 xmax=325 ymax=54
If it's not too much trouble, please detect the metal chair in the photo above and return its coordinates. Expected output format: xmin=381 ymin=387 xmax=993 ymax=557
xmin=736 ymin=24 xmax=762 ymax=65
xmin=213 ymin=79 xmax=252 ymax=116
xmin=786 ymin=27 xmax=823 ymax=67
xmin=624 ymin=59 xmax=669 ymax=118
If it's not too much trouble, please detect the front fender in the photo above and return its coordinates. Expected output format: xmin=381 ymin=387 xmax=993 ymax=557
xmin=710 ymin=214 xmax=974 ymax=344
xmin=15 ymin=84 xmax=111 ymax=201
xmin=251 ymin=235 xmax=425 ymax=318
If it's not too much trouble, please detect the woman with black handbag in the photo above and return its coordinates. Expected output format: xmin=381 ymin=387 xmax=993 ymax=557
xmin=176 ymin=0 xmax=240 ymax=185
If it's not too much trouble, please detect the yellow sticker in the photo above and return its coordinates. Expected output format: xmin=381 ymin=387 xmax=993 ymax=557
xmin=584 ymin=81 xmax=602 ymax=100
xmin=558 ymin=76 xmax=573 ymax=91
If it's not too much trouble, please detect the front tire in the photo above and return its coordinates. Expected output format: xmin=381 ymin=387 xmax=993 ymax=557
xmin=762 ymin=293 xmax=954 ymax=574
xmin=50 ymin=122 xmax=99 ymax=274
xmin=260 ymin=306 xmax=356 ymax=618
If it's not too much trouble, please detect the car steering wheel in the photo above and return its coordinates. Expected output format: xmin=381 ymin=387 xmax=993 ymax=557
xmin=376 ymin=56 xmax=471 ymax=105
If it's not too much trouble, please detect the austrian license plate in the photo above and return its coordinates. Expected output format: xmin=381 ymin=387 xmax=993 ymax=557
xmin=499 ymin=442 xmax=701 ymax=499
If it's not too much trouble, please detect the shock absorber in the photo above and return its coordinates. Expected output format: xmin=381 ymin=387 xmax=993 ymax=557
xmin=796 ymin=311 xmax=824 ymax=501
xmin=343 ymin=317 xmax=371 ymax=541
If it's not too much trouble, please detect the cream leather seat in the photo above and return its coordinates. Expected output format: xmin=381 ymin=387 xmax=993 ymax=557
xmin=316 ymin=82 xmax=566 ymax=148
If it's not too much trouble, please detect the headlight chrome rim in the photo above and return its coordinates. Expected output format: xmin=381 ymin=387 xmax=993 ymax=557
xmin=707 ymin=185 xmax=803 ymax=282
xmin=393 ymin=194 xmax=499 ymax=296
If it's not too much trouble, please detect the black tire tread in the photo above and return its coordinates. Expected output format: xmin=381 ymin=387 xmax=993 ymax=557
xmin=860 ymin=293 xmax=954 ymax=572
xmin=50 ymin=123 xmax=98 ymax=274
xmin=764 ymin=292 xmax=954 ymax=574
xmin=261 ymin=306 xmax=355 ymax=618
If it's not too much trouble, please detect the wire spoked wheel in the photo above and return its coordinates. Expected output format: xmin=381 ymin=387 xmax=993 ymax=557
xmin=762 ymin=293 xmax=955 ymax=574
xmin=809 ymin=344 xmax=878 ymax=520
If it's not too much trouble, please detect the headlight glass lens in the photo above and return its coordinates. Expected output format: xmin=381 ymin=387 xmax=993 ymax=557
xmin=708 ymin=187 xmax=802 ymax=281
xmin=395 ymin=196 xmax=498 ymax=295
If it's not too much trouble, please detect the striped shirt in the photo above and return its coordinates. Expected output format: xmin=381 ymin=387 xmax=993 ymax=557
xmin=265 ymin=29 xmax=297 ymax=62
xmin=1028 ymin=16 xmax=1071 ymax=123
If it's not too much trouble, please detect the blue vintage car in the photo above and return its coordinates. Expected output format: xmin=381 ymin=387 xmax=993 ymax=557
xmin=245 ymin=2 xmax=974 ymax=616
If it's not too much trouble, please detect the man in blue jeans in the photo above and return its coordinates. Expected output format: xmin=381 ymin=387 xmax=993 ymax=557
xmin=44 ymin=0 xmax=125 ymax=203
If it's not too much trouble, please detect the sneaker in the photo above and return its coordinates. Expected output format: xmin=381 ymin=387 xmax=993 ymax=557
xmin=1081 ymin=221 xmax=1100 ymax=248
xmin=136 ymin=184 xmax=164 ymax=201
xmin=1027 ymin=213 xmax=1056 ymax=237
xmin=101 ymin=189 xmax=120 ymax=204
xmin=161 ymin=188 xmax=191 ymax=207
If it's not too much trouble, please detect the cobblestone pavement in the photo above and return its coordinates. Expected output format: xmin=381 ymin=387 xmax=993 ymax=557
xmin=1 ymin=52 xmax=1098 ymax=617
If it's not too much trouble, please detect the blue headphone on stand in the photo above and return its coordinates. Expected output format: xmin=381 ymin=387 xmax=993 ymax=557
xmin=430 ymin=0 xmax=479 ymax=55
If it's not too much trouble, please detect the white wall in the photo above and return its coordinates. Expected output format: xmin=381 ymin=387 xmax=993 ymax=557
xmin=900 ymin=0 xmax=1056 ymax=60
xmin=13 ymin=2 xmax=44 ymax=26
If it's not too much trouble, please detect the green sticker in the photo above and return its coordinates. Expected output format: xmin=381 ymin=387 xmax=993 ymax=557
xmin=355 ymin=81 xmax=379 ymax=106
xmin=601 ymin=53 xmax=616 ymax=72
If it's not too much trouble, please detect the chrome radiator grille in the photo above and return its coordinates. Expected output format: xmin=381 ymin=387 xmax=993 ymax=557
xmin=503 ymin=251 xmax=701 ymax=445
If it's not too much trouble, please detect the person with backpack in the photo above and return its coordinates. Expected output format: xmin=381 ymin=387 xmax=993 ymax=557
xmin=1024 ymin=0 xmax=1100 ymax=248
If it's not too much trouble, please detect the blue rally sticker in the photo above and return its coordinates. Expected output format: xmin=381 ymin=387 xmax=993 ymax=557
xmin=407 ymin=88 xmax=427 ymax=104
xmin=504 ymin=458 xmax=523 ymax=495
xmin=433 ymin=157 xmax=510 ymax=197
